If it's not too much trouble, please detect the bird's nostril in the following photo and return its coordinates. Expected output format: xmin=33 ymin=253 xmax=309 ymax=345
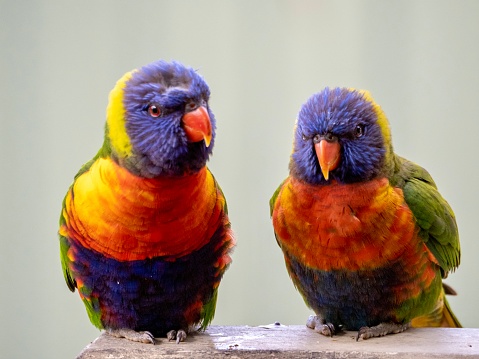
xmin=324 ymin=132 xmax=338 ymax=142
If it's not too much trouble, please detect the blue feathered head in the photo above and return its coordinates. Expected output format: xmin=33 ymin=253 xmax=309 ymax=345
xmin=105 ymin=60 xmax=215 ymax=177
xmin=290 ymin=87 xmax=393 ymax=184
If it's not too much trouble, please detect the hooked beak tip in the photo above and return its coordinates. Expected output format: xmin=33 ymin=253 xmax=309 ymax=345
xmin=204 ymin=134 xmax=212 ymax=147
xmin=182 ymin=106 xmax=212 ymax=146
xmin=314 ymin=140 xmax=341 ymax=181
xmin=321 ymin=167 xmax=330 ymax=181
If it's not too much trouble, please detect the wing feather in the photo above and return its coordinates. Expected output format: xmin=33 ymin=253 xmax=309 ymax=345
xmin=393 ymin=155 xmax=460 ymax=276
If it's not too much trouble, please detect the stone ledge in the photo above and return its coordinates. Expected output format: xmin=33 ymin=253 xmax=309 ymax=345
xmin=77 ymin=325 xmax=479 ymax=358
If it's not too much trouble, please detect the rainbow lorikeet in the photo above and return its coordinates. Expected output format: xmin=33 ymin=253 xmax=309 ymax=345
xmin=59 ymin=60 xmax=235 ymax=344
xmin=270 ymin=88 xmax=461 ymax=340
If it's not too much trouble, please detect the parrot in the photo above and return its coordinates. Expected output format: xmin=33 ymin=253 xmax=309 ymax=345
xmin=270 ymin=87 xmax=461 ymax=340
xmin=58 ymin=60 xmax=235 ymax=344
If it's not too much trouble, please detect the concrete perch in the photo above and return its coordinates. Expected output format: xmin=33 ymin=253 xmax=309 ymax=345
xmin=77 ymin=325 xmax=479 ymax=358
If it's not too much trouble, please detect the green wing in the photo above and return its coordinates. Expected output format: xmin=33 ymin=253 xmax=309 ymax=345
xmin=199 ymin=168 xmax=233 ymax=330
xmin=392 ymin=155 xmax=460 ymax=277
xmin=199 ymin=288 xmax=218 ymax=331
xmin=269 ymin=178 xmax=288 ymax=250
xmin=209 ymin=169 xmax=229 ymax=215
xmin=58 ymin=135 xmax=112 ymax=292
xmin=59 ymin=233 xmax=76 ymax=292
xmin=270 ymin=179 xmax=287 ymax=217
xmin=59 ymin=185 xmax=77 ymax=292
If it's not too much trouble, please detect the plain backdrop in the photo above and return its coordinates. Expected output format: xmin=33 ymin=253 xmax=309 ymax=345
xmin=1 ymin=1 xmax=478 ymax=358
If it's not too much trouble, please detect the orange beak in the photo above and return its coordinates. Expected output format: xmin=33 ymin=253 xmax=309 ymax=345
xmin=182 ymin=106 xmax=212 ymax=147
xmin=314 ymin=140 xmax=341 ymax=181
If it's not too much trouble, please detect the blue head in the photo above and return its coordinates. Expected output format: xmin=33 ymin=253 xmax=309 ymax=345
xmin=105 ymin=60 xmax=215 ymax=177
xmin=290 ymin=87 xmax=393 ymax=185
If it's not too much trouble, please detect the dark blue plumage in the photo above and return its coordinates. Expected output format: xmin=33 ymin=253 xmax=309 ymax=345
xmin=286 ymin=256 xmax=442 ymax=330
xmin=64 ymin=224 xmax=230 ymax=336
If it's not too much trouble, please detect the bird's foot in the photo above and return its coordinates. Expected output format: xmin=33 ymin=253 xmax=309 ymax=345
xmin=356 ymin=322 xmax=410 ymax=341
xmin=166 ymin=329 xmax=187 ymax=343
xmin=306 ymin=315 xmax=338 ymax=337
xmin=106 ymin=328 xmax=156 ymax=344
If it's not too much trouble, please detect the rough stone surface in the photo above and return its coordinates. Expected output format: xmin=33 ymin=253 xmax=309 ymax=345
xmin=77 ymin=325 xmax=479 ymax=359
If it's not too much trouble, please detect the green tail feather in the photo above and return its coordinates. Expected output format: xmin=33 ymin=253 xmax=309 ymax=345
xmin=443 ymin=295 xmax=462 ymax=328
xmin=199 ymin=289 xmax=218 ymax=331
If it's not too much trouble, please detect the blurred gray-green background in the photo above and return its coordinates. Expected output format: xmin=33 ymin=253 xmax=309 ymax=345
xmin=1 ymin=1 xmax=478 ymax=358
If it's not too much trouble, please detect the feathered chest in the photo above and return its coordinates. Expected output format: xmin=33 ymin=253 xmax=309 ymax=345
xmin=60 ymin=158 xmax=224 ymax=261
xmin=272 ymin=177 xmax=419 ymax=271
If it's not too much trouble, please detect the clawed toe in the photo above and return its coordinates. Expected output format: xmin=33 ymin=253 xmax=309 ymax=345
xmin=141 ymin=331 xmax=156 ymax=344
xmin=106 ymin=328 xmax=156 ymax=344
xmin=166 ymin=329 xmax=187 ymax=343
xmin=176 ymin=329 xmax=187 ymax=343
xmin=356 ymin=326 xmax=370 ymax=341
xmin=306 ymin=315 xmax=338 ymax=337
xmin=356 ymin=322 xmax=410 ymax=341
xmin=321 ymin=322 xmax=336 ymax=336
xmin=167 ymin=330 xmax=177 ymax=341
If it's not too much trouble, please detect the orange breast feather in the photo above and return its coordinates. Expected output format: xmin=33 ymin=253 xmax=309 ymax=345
xmin=273 ymin=177 xmax=431 ymax=274
xmin=60 ymin=158 xmax=224 ymax=261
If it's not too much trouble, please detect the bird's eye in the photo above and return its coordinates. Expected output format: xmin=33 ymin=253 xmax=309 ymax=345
xmin=148 ymin=104 xmax=162 ymax=118
xmin=355 ymin=124 xmax=365 ymax=138
xmin=302 ymin=134 xmax=308 ymax=141
xmin=185 ymin=101 xmax=197 ymax=113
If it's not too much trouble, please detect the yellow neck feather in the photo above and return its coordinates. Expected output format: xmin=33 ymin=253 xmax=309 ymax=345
xmin=106 ymin=71 xmax=135 ymax=158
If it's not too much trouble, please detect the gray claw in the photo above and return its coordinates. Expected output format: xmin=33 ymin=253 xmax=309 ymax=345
xmin=356 ymin=322 xmax=410 ymax=341
xmin=176 ymin=329 xmax=187 ymax=343
xmin=356 ymin=327 xmax=367 ymax=341
xmin=306 ymin=315 xmax=337 ymax=337
xmin=145 ymin=331 xmax=156 ymax=345
xmin=106 ymin=328 xmax=156 ymax=344
xmin=167 ymin=330 xmax=177 ymax=341
xmin=166 ymin=329 xmax=187 ymax=343
xmin=324 ymin=322 xmax=335 ymax=337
